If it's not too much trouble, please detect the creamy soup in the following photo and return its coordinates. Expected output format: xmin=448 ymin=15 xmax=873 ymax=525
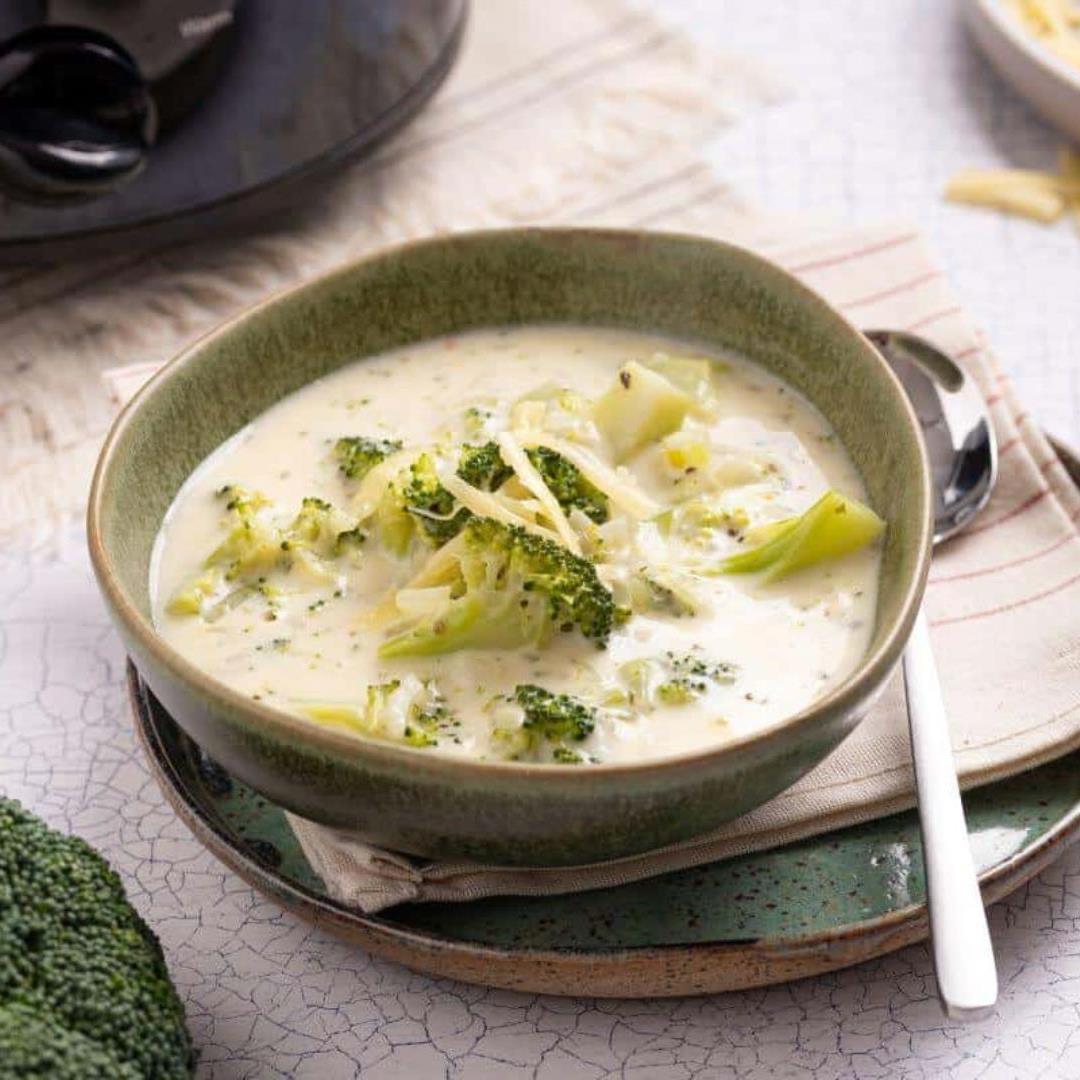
xmin=152 ymin=326 xmax=883 ymax=765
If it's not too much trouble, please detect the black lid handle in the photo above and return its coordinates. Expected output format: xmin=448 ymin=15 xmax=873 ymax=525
xmin=0 ymin=26 xmax=156 ymax=201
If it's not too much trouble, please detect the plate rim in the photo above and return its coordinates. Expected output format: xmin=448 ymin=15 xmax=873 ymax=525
xmin=130 ymin=434 xmax=1080 ymax=997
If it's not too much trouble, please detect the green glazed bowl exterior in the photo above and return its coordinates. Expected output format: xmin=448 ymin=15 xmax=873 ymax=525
xmin=88 ymin=228 xmax=933 ymax=867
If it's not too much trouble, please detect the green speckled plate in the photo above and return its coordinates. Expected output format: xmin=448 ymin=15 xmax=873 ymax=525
xmin=132 ymin=438 xmax=1080 ymax=998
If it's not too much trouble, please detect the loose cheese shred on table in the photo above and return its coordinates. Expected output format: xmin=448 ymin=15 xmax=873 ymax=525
xmin=945 ymin=152 xmax=1080 ymax=227
xmin=948 ymin=3 xmax=1080 ymax=228
xmin=1062 ymin=146 xmax=1080 ymax=226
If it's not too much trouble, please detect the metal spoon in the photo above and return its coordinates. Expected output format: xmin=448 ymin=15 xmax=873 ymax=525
xmin=866 ymin=329 xmax=999 ymax=1020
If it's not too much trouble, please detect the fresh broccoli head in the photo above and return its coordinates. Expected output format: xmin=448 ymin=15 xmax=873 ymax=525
xmin=334 ymin=436 xmax=403 ymax=480
xmin=0 ymin=797 xmax=195 ymax=1079
xmin=0 ymin=1003 xmax=141 ymax=1080
xmin=379 ymin=517 xmax=618 ymax=657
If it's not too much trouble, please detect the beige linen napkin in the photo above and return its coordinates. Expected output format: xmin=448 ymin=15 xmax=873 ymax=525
xmin=89 ymin=4 xmax=1079 ymax=911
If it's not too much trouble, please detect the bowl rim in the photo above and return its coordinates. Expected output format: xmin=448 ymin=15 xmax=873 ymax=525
xmin=88 ymin=225 xmax=934 ymax=783
xmin=969 ymin=0 xmax=1080 ymax=99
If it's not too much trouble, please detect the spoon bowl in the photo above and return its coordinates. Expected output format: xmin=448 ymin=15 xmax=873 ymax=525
xmin=866 ymin=330 xmax=997 ymax=543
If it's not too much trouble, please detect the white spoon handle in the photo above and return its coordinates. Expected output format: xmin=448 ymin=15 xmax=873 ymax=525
xmin=903 ymin=606 xmax=998 ymax=1020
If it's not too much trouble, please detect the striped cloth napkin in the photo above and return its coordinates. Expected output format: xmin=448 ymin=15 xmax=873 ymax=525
xmin=91 ymin=0 xmax=1078 ymax=910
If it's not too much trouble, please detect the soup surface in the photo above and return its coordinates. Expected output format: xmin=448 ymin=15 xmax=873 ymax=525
xmin=152 ymin=326 xmax=883 ymax=765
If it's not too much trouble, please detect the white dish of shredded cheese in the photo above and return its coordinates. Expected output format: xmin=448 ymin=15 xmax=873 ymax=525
xmin=966 ymin=0 xmax=1080 ymax=145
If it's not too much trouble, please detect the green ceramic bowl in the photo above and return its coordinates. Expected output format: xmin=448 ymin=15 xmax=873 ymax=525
xmin=88 ymin=228 xmax=933 ymax=867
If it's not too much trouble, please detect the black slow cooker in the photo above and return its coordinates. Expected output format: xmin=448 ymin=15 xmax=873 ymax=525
xmin=0 ymin=1 xmax=466 ymax=259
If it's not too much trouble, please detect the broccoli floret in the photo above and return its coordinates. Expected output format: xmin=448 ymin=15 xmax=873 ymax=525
xmin=218 ymin=483 xmax=266 ymax=516
xmin=0 ymin=798 xmax=195 ymax=1079
xmin=205 ymin=485 xmax=280 ymax=583
xmin=463 ymin=405 xmax=495 ymax=439
xmin=655 ymin=680 xmax=697 ymax=705
xmin=364 ymin=679 xmax=404 ymax=736
xmin=390 ymin=441 xmax=610 ymax=551
xmin=382 ymin=445 xmax=504 ymax=550
xmin=514 ymin=684 xmax=597 ymax=743
xmin=492 ymin=685 xmax=597 ymax=763
xmin=403 ymin=684 xmax=455 ymax=748
xmin=457 ymin=441 xmax=513 ymax=492
xmin=658 ymin=650 xmax=738 ymax=703
xmin=457 ymin=442 xmax=608 ymax=523
xmin=402 ymin=453 xmax=465 ymax=545
xmin=526 ymin=445 xmax=609 ymax=524
xmin=551 ymin=746 xmax=585 ymax=764
xmin=168 ymin=491 xmax=363 ymax=615
xmin=618 ymin=650 xmax=737 ymax=709
xmin=166 ymin=486 xmax=279 ymax=615
xmin=333 ymin=526 xmax=367 ymax=555
xmin=165 ymin=571 xmax=220 ymax=616
xmin=379 ymin=517 xmax=618 ymax=657
xmin=299 ymin=677 xmax=455 ymax=748
xmin=372 ymin=481 xmax=417 ymax=555
xmin=334 ymin=436 xmax=403 ymax=480
xmin=282 ymin=495 xmax=363 ymax=559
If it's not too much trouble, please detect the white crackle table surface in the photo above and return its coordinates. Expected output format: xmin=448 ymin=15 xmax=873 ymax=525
xmin=4 ymin=2 xmax=1080 ymax=1078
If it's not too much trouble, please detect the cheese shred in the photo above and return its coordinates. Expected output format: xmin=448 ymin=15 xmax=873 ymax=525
xmin=495 ymin=430 xmax=582 ymax=554
xmin=946 ymin=3 xmax=1080 ymax=229
xmin=945 ymin=165 xmax=1080 ymax=226
xmin=944 ymin=170 xmax=1069 ymax=222
xmin=515 ymin=431 xmax=664 ymax=521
